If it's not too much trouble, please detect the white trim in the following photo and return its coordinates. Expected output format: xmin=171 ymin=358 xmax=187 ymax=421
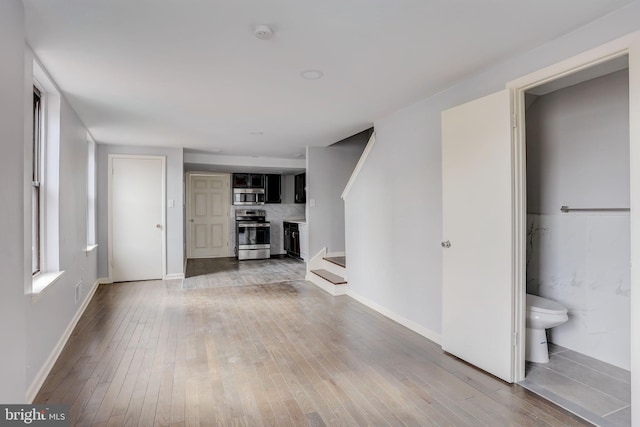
xmin=306 ymin=271 xmax=347 ymax=296
xmin=347 ymin=289 xmax=442 ymax=346
xmin=164 ymin=273 xmax=184 ymax=280
xmin=507 ymin=31 xmax=639 ymax=390
xmin=25 ymin=278 xmax=100 ymax=403
xmin=510 ymin=87 xmax=527 ymax=383
xmin=108 ymin=154 xmax=167 ymax=281
xmin=326 ymin=251 xmax=346 ymax=258
xmin=97 ymin=277 xmax=112 ymax=285
xmin=307 ymin=247 xmax=327 ymax=278
xmin=341 ymin=132 xmax=375 ymax=200
xmin=31 ymin=270 xmax=65 ymax=299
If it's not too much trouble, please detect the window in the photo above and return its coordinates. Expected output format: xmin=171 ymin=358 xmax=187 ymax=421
xmin=32 ymin=86 xmax=42 ymax=275
xmin=86 ymin=134 xmax=97 ymax=249
xmin=31 ymin=59 xmax=63 ymax=294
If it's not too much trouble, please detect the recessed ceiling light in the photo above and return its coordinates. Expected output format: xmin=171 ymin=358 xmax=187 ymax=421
xmin=301 ymin=70 xmax=324 ymax=80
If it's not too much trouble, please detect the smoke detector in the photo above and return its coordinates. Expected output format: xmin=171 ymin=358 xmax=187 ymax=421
xmin=254 ymin=25 xmax=274 ymax=40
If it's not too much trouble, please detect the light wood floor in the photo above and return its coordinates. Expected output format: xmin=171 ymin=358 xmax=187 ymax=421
xmin=35 ymin=277 xmax=590 ymax=426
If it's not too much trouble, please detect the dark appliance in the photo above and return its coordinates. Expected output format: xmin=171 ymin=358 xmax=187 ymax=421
xmin=235 ymin=209 xmax=270 ymax=260
xmin=233 ymin=188 xmax=265 ymax=205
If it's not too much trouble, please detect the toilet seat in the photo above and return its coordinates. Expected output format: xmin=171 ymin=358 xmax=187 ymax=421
xmin=526 ymin=294 xmax=568 ymax=315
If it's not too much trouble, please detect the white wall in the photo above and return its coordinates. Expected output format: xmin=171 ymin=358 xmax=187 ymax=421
xmin=0 ymin=1 xmax=100 ymax=400
xmin=23 ymin=48 xmax=100 ymax=398
xmin=526 ymin=70 xmax=630 ymax=369
xmin=308 ymin=130 xmax=369 ymax=257
xmin=0 ymin=0 xmax=28 ymax=403
xmin=527 ymin=70 xmax=630 ymax=214
xmin=96 ymin=145 xmax=184 ymax=279
xmin=344 ymin=2 xmax=640 ymax=344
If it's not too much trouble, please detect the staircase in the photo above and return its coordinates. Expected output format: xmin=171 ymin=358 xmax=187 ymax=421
xmin=307 ymin=249 xmax=347 ymax=296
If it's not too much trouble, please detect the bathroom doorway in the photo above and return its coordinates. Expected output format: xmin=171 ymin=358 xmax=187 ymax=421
xmin=518 ymin=56 xmax=631 ymax=426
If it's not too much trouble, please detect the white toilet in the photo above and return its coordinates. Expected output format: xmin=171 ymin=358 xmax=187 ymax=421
xmin=525 ymin=294 xmax=568 ymax=363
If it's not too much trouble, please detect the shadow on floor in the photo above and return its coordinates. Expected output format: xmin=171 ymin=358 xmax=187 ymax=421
xmin=182 ymin=256 xmax=306 ymax=290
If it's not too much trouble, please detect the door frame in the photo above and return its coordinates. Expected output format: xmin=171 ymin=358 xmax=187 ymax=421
xmin=185 ymin=172 xmax=232 ymax=258
xmin=108 ymin=154 xmax=167 ymax=281
xmin=507 ymin=31 xmax=640 ymax=389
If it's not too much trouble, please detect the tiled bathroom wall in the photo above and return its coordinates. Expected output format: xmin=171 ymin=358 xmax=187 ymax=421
xmin=527 ymin=213 xmax=630 ymax=370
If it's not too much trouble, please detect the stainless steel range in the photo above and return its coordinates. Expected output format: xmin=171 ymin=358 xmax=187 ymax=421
xmin=235 ymin=209 xmax=270 ymax=260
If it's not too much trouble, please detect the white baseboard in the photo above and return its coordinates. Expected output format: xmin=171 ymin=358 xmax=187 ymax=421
xmin=326 ymin=251 xmax=346 ymax=258
xmin=98 ymin=277 xmax=112 ymax=284
xmin=346 ymin=289 xmax=442 ymax=346
xmin=25 ymin=278 xmax=100 ymax=403
xmin=164 ymin=273 xmax=184 ymax=280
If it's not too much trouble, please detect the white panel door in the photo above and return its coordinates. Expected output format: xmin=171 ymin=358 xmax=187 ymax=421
xmin=111 ymin=156 xmax=164 ymax=282
xmin=441 ymin=90 xmax=514 ymax=383
xmin=187 ymin=174 xmax=230 ymax=258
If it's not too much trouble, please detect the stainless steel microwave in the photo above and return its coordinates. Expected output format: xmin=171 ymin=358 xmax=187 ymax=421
xmin=233 ymin=188 xmax=265 ymax=205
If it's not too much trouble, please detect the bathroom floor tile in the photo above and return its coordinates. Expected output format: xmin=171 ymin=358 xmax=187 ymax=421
xmin=603 ymin=405 xmax=631 ymax=425
xmin=520 ymin=344 xmax=631 ymax=427
xmin=556 ymin=348 xmax=630 ymax=384
xmin=548 ymin=355 xmax=630 ymax=403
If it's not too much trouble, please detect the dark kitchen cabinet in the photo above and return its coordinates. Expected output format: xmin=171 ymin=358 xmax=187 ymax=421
xmin=294 ymin=173 xmax=306 ymax=204
xmin=233 ymin=173 xmax=249 ymax=188
xmin=283 ymin=221 xmax=300 ymax=258
xmin=233 ymin=173 xmax=264 ymax=189
xmin=264 ymin=174 xmax=281 ymax=204
xmin=250 ymin=173 xmax=264 ymax=188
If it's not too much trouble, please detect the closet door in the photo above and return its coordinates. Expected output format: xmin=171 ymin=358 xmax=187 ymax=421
xmin=441 ymin=90 xmax=514 ymax=382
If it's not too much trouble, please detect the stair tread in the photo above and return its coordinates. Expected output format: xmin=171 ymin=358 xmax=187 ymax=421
xmin=323 ymin=256 xmax=346 ymax=268
xmin=311 ymin=269 xmax=347 ymax=285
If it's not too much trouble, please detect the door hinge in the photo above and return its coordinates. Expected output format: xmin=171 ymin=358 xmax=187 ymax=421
xmin=511 ymin=113 xmax=518 ymax=129
xmin=512 ymin=331 xmax=518 ymax=346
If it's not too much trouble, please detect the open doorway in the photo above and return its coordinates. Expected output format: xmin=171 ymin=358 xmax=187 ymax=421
xmin=516 ymin=56 xmax=631 ymax=426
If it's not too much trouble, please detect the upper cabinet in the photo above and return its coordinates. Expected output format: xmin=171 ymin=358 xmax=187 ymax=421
xmin=265 ymin=174 xmax=281 ymax=204
xmin=295 ymin=173 xmax=306 ymax=204
xmin=232 ymin=172 xmax=304 ymax=204
xmin=233 ymin=173 xmax=264 ymax=188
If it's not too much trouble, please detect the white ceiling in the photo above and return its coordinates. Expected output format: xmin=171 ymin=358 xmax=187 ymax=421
xmin=23 ymin=0 xmax=633 ymax=159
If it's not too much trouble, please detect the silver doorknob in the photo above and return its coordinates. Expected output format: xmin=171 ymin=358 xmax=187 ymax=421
xmin=441 ymin=240 xmax=451 ymax=248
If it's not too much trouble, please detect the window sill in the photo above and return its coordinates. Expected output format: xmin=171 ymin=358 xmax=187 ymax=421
xmin=85 ymin=244 xmax=98 ymax=255
xmin=31 ymin=270 xmax=65 ymax=300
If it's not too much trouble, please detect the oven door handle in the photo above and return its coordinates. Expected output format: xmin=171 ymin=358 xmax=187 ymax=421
xmin=237 ymin=222 xmax=270 ymax=228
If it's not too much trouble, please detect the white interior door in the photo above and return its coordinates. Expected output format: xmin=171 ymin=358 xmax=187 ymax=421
xmin=441 ymin=90 xmax=514 ymax=383
xmin=187 ymin=173 xmax=230 ymax=258
xmin=110 ymin=156 xmax=164 ymax=282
